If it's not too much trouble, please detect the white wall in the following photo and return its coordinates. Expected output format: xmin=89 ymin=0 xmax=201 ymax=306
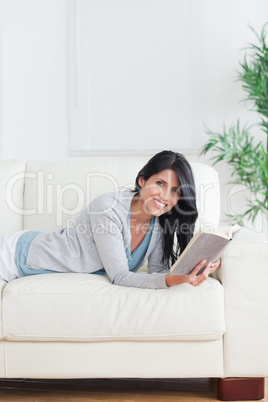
xmin=0 ymin=0 xmax=267 ymax=233
xmin=0 ymin=0 xmax=69 ymax=160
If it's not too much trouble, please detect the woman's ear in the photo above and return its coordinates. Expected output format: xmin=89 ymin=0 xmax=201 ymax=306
xmin=138 ymin=174 xmax=145 ymax=188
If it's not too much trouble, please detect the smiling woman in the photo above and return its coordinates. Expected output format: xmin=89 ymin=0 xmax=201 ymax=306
xmin=136 ymin=170 xmax=181 ymax=216
xmin=132 ymin=151 xmax=198 ymax=267
xmin=0 ymin=150 xmax=220 ymax=289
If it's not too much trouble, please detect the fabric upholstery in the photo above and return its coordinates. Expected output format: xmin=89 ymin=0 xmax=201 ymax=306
xmin=218 ymin=228 xmax=268 ymax=377
xmin=0 ymin=280 xmax=6 ymax=340
xmin=0 ymin=160 xmax=25 ymax=235
xmin=3 ymin=274 xmax=225 ymax=342
xmin=4 ymin=339 xmax=224 ymax=379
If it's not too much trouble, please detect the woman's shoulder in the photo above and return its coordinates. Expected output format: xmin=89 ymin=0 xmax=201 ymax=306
xmin=88 ymin=189 xmax=136 ymax=213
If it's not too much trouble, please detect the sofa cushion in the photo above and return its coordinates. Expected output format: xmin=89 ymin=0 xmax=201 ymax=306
xmin=0 ymin=160 xmax=25 ymax=235
xmin=3 ymin=274 xmax=225 ymax=342
xmin=0 ymin=280 xmax=7 ymax=340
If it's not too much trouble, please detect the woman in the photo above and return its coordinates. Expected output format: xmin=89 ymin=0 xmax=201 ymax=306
xmin=0 ymin=150 xmax=220 ymax=287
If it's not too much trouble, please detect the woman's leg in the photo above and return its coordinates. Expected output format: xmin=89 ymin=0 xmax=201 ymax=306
xmin=0 ymin=231 xmax=28 ymax=282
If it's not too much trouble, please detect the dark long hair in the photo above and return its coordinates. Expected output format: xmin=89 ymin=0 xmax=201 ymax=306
xmin=134 ymin=150 xmax=198 ymax=267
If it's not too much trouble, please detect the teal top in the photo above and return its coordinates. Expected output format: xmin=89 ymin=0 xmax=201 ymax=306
xmin=15 ymin=213 xmax=155 ymax=277
xmin=93 ymin=210 xmax=155 ymax=274
xmin=125 ymin=211 xmax=155 ymax=270
xmin=15 ymin=230 xmax=59 ymax=277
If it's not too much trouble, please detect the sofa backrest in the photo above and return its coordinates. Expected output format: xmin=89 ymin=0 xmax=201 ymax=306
xmin=0 ymin=160 xmax=26 ymax=235
xmin=0 ymin=160 xmax=220 ymax=235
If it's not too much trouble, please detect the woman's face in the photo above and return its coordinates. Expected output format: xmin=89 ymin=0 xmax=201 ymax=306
xmin=138 ymin=169 xmax=180 ymax=217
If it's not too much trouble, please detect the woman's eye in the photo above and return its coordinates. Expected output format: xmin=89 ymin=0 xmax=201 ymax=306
xmin=156 ymin=181 xmax=163 ymax=186
xmin=173 ymin=189 xmax=180 ymax=196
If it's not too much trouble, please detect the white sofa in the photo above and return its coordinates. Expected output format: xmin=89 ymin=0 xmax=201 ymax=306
xmin=0 ymin=159 xmax=267 ymax=400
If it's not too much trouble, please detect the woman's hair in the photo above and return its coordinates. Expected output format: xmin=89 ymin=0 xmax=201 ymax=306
xmin=134 ymin=150 xmax=198 ymax=267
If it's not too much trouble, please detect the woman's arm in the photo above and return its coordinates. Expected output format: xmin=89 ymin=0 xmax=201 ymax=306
xmin=147 ymin=232 xmax=221 ymax=287
xmin=88 ymin=198 xmax=168 ymax=289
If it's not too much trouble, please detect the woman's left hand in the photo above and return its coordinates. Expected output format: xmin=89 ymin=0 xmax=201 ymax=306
xmin=208 ymin=258 xmax=221 ymax=274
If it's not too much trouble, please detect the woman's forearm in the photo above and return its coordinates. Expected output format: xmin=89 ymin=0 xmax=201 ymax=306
xmin=165 ymin=259 xmax=219 ymax=287
xmin=165 ymin=273 xmax=187 ymax=287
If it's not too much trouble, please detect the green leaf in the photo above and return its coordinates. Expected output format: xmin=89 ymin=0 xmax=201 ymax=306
xmin=200 ymin=23 xmax=268 ymax=225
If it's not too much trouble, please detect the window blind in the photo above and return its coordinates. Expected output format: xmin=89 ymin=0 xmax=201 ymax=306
xmin=69 ymin=0 xmax=205 ymax=154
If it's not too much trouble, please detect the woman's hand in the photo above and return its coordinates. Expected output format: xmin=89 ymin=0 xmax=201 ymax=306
xmin=208 ymin=258 xmax=221 ymax=273
xmin=165 ymin=258 xmax=221 ymax=287
xmin=184 ymin=260 xmax=210 ymax=287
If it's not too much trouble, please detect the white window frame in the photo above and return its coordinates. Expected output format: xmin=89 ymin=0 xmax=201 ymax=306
xmin=68 ymin=0 xmax=205 ymax=155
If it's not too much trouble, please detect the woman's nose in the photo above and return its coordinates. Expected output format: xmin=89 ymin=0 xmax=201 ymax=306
xmin=161 ymin=187 xmax=169 ymax=200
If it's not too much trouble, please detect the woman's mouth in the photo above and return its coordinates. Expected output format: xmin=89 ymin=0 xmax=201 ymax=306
xmin=153 ymin=198 xmax=167 ymax=209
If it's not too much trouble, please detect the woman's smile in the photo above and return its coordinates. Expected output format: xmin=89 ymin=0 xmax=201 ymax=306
xmin=153 ymin=198 xmax=168 ymax=209
xmin=132 ymin=169 xmax=181 ymax=221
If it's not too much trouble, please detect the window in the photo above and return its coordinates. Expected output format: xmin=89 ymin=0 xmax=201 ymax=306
xmin=69 ymin=0 xmax=204 ymax=154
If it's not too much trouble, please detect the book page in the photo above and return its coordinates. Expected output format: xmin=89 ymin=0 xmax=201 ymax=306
xmin=227 ymin=224 xmax=241 ymax=238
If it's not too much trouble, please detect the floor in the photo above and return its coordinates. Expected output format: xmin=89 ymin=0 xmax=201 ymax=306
xmin=0 ymin=378 xmax=267 ymax=402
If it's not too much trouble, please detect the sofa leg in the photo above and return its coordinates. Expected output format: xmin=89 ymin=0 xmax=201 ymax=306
xmin=217 ymin=377 xmax=265 ymax=401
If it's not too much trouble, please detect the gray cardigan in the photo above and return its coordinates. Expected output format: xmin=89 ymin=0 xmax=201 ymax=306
xmin=26 ymin=190 xmax=170 ymax=289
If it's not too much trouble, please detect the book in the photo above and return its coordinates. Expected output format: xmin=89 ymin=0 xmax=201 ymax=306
xmin=170 ymin=224 xmax=241 ymax=276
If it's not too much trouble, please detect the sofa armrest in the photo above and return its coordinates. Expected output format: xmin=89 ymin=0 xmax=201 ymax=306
xmin=216 ymin=227 xmax=268 ymax=377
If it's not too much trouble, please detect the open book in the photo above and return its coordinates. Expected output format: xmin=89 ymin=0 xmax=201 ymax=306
xmin=170 ymin=224 xmax=241 ymax=276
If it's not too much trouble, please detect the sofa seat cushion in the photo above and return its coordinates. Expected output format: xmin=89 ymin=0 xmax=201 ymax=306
xmin=3 ymin=273 xmax=225 ymax=342
xmin=0 ymin=280 xmax=7 ymax=340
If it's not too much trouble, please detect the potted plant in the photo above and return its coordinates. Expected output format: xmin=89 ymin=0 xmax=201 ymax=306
xmin=201 ymin=24 xmax=268 ymax=226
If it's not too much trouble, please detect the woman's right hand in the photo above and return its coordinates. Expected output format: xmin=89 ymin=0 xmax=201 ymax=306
xmin=184 ymin=260 xmax=210 ymax=287
xmin=165 ymin=260 xmax=211 ymax=287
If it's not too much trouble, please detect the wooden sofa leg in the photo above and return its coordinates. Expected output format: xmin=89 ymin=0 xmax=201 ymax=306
xmin=217 ymin=378 xmax=265 ymax=401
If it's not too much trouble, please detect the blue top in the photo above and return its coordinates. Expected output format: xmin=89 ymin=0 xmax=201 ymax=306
xmin=15 ymin=212 xmax=155 ymax=277
xmin=125 ymin=210 xmax=155 ymax=270
xmin=15 ymin=230 xmax=59 ymax=277
xmin=92 ymin=209 xmax=155 ymax=274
